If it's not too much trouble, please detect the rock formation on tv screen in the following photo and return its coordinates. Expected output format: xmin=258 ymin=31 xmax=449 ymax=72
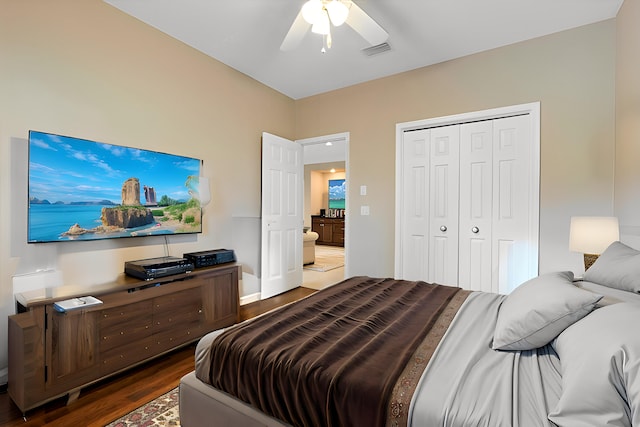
xmin=144 ymin=185 xmax=157 ymax=205
xmin=122 ymin=177 xmax=141 ymax=206
xmin=100 ymin=177 xmax=155 ymax=229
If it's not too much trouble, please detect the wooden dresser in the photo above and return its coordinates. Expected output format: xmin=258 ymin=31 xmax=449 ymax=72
xmin=311 ymin=215 xmax=344 ymax=247
xmin=8 ymin=263 xmax=240 ymax=413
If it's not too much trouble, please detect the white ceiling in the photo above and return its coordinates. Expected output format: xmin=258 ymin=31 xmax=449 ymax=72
xmin=103 ymin=0 xmax=623 ymax=100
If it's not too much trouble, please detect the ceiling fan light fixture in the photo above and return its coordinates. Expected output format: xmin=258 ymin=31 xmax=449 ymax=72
xmin=326 ymin=0 xmax=349 ymax=26
xmin=311 ymin=10 xmax=331 ymax=35
xmin=302 ymin=0 xmax=324 ymax=25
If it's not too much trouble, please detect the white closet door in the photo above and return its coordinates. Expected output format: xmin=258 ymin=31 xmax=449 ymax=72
xmin=400 ymin=129 xmax=430 ymax=281
xmin=492 ymin=115 xmax=533 ymax=294
xmin=428 ymin=125 xmax=459 ymax=286
xmin=396 ymin=103 xmax=539 ymax=293
xmin=459 ymin=121 xmax=494 ymax=292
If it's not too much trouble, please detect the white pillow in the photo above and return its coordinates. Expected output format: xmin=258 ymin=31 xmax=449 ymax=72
xmin=492 ymin=271 xmax=602 ymax=351
xmin=549 ymin=303 xmax=640 ymax=427
xmin=584 ymin=241 xmax=640 ymax=293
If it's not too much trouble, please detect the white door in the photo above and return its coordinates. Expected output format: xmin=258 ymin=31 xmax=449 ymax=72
xmin=261 ymin=132 xmax=303 ymax=299
xmin=458 ymin=120 xmax=493 ymax=292
xmin=491 ymin=115 xmax=534 ymax=294
xmin=399 ymin=129 xmax=430 ymax=281
xmin=395 ymin=103 xmax=540 ymax=294
xmin=428 ymin=125 xmax=460 ymax=286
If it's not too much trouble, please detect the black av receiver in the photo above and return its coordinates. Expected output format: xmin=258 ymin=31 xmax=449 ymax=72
xmin=124 ymin=256 xmax=194 ymax=280
xmin=183 ymin=249 xmax=236 ymax=268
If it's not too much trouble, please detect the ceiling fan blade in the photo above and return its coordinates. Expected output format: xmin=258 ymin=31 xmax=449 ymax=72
xmin=345 ymin=1 xmax=388 ymax=46
xmin=280 ymin=9 xmax=311 ymax=51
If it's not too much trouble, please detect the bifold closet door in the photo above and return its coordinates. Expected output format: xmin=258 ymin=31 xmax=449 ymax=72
xmin=458 ymin=115 xmax=533 ymax=294
xmin=399 ymin=126 xmax=459 ymax=286
xmin=399 ymin=129 xmax=430 ymax=281
xmin=427 ymin=125 xmax=459 ymax=286
xmin=458 ymin=121 xmax=493 ymax=292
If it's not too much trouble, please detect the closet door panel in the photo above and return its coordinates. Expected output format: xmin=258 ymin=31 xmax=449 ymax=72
xmin=401 ymin=130 xmax=430 ymax=281
xmin=428 ymin=125 xmax=459 ymax=286
xmin=493 ymin=115 xmax=533 ymax=294
xmin=459 ymin=121 xmax=493 ymax=292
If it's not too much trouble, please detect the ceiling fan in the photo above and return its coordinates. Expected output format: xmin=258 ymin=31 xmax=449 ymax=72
xmin=280 ymin=0 xmax=388 ymax=52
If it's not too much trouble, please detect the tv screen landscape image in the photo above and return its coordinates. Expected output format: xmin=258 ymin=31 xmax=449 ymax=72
xmin=28 ymin=130 xmax=203 ymax=243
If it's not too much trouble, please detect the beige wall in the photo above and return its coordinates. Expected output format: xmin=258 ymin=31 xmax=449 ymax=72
xmin=615 ymin=1 xmax=640 ymax=246
xmin=0 ymin=0 xmax=295 ymax=376
xmin=296 ymin=20 xmax=617 ymax=279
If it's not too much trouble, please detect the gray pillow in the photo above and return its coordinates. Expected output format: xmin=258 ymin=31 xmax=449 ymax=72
xmin=584 ymin=241 xmax=640 ymax=293
xmin=549 ymin=303 xmax=640 ymax=427
xmin=492 ymin=271 xmax=602 ymax=351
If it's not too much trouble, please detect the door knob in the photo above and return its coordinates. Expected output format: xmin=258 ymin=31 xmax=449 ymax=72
xmin=440 ymin=225 xmax=447 ymax=232
xmin=471 ymin=226 xmax=479 ymax=234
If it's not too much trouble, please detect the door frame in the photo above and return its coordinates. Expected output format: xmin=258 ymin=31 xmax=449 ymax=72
xmin=394 ymin=102 xmax=540 ymax=282
xmin=297 ymin=132 xmax=350 ymax=277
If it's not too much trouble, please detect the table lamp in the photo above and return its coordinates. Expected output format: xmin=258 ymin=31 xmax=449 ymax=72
xmin=569 ymin=216 xmax=619 ymax=270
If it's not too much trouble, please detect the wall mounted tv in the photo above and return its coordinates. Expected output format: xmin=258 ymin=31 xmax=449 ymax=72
xmin=328 ymin=178 xmax=346 ymax=210
xmin=28 ymin=130 xmax=203 ymax=243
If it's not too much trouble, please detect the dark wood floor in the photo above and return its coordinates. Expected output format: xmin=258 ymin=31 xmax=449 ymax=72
xmin=0 ymin=286 xmax=316 ymax=427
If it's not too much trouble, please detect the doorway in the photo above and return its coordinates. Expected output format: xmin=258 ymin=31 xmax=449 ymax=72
xmin=299 ymin=132 xmax=349 ymax=290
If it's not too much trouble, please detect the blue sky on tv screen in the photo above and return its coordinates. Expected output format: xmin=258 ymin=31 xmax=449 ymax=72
xmin=29 ymin=131 xmax=201 ymax=205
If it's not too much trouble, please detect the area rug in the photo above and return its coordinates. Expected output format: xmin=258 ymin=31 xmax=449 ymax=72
xmin=106 ymin=387 xmax=180 ymax=426
xmin=304 ymin=245 xmax=344 ymax=272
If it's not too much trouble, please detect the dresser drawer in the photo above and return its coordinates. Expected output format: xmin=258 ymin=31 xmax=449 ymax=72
xmin=153 ymin=325 xmax=201 ymax=353
xmin=100 ymin=301 xmax=153 ymax=352
xmin=153 ymin=287 xmax=201 ymax=326
xmin=100 ymin=337 xmax=154 ymax=374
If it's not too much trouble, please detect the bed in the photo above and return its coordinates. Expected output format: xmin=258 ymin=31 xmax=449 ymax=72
xmin=179 ymin=241 xmax=640 ymax=427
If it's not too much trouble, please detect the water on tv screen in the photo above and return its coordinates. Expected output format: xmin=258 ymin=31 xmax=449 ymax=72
xmin=328 ymin=179 xmax=346 ymax=210
xmin=28 ymin=130 xmax=203 ymax=243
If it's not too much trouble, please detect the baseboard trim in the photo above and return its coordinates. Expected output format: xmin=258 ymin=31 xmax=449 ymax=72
xmin=240 ymin=292 xmax=261 ymax=306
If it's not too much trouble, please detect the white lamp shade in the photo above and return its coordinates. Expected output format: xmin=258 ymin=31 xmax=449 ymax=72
xmin=302 ymin=0 xmax=324 ymax=24
xmin=326 ymin=0 xmax=349 ymax=26
xmin=569 ymin=216 xmax=619 ymax=254
xmin=311 ymin=10 xmax=330 ymax=35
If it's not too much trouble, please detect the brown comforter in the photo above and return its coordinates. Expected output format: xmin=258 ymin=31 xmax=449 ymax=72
xmin=204 ymin=276 xmax=469 ymax=427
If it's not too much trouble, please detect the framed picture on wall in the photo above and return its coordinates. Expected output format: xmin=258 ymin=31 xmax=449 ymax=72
xmin=328 ymin=179 xmax=345 ymax=209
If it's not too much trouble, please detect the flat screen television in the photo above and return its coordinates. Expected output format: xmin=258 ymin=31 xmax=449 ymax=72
xmin=328 ymin=178 xmax=345 ymax=210
xmin=28 ymin=130 xmax=203 ymax=243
